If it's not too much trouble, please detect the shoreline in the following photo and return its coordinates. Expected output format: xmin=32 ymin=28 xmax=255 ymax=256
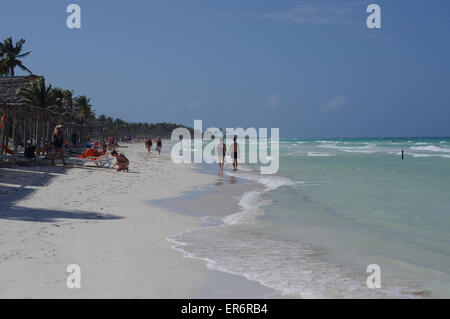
xmin=0 ymin=142 xmax=282 ymax=298
xmin=3 ymin=139 xmax=444 ymax=298
xmin=151 ymin=160 xmax=296 ymax=298
xmin=156 ymin=153 xmax=438 ymax=299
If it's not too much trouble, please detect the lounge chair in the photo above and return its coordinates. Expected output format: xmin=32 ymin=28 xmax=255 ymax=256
xmin=68 ymin=149 xmax=113 ymax=168
xmin=0 ymin=153 xmax=42 ymax=165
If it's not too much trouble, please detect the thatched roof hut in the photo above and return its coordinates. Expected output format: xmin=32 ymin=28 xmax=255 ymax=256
xmin=1 ymin=76 xmax=89 ymax=157
xmin=0 ymin=75 xmax=43 ymax=104
xmin=0 ymin=75 xmax=55 ymax=156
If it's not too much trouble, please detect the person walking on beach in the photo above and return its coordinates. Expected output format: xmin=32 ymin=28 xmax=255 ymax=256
xmin=111 ymin=150 xmax=129 ymax=172
xmin=216 ymin=137 xmax=226 ymax=176
xmin=229 ymin=135 xmax=240 ymax=172
xmin=156 ymin=136 xmax=162 ymax=155
xmin=51 ymin=125 xmax=67 ymax=166
xmin=145 ymin=136 xmax=152 ymax=153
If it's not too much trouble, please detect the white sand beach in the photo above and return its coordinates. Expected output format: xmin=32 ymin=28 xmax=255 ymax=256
xmin=0 ymin=143 xmax=219 ymax=298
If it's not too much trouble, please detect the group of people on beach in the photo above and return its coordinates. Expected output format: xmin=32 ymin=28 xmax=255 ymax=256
xmin=145 ymin=136 xmax=163 ymax=155
xmin=48 ymin=127 xmax=240 ymax=176
xmin=216 ymin=135 xmax=240 ymax=176
xmin=48 ymin=124 xmax=130 ymax=172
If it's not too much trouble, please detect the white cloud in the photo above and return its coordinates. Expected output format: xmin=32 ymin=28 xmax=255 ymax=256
xmin=266 ymin=94 xmax=281 ymax=108
xmin=320 ymin=96 xmax=347 ymax=112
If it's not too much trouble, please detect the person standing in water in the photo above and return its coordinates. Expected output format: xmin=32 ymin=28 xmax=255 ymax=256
xmin=156 ymin=136 xmax=162 ymax=155
xmin=145 ymin=136 xmax=152 ymax=153
xmin=216 ymin=137 xmax=226 ymax=176
xmin=229 ymin=135 xmax=240 ymax=172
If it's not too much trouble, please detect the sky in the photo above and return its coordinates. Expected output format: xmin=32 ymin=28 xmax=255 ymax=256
xmin=2 ymin=0 xmax=450 ymax=138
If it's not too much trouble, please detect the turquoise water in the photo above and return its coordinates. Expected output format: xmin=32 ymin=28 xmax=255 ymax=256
xmin=170 ymin=138 xmax=450 ymax=298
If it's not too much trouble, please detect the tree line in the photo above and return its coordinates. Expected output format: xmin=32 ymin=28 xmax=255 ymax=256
xmin=1 ymin=36 xmax=190 ymax=138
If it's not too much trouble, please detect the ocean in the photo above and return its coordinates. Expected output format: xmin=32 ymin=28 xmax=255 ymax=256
xmin=168 ymin=137 xmax=450 ymax=298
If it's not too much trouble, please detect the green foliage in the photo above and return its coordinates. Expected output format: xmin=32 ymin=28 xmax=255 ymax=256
xmin=73 ymin=95 xmax=96 ymax=123
xmin=18 ymin=78 xmax=58 ymax=109
xmin=96 ymin=116 xmax=192 ymax=138
xmin=0 ymin=37 xmax=32 ymax=76
xmin=7 ymin=36 xmax=188 ymax=138
xmin=51 ymin=88 xmax=76 ymax=122
xmin=0 ymin=58 xmax=8 ymax=76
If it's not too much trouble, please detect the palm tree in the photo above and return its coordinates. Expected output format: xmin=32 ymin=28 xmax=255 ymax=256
xmin=98 ymin=115 xmax=114 ymax=134
xmin=52 ymin=88 xmax=76 ymax=122
xmin=73 ymin=95 xmax=95 ymax=123
xmin=0 ymin=37 xmax=32 ymax=76
xmin=0 ymin=57 xmax=9 ymax=76
xmin=62 ymin=90 xmax=74 ymax=110
xmin=18 ymin=78 xmax=60 ymax=152
xmin=74 ymin=95 xmax=96 ymax=140
xmin=18 ymin=78 xmax=58 ymax=109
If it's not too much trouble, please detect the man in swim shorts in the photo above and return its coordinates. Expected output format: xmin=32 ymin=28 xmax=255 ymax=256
xmin=229 ymin=135 xmax=240 ymax=172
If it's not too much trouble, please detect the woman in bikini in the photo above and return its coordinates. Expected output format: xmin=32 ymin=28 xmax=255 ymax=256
xmin=111 ymin=150 xmax=129 ymax=172
xmin=145 ymin=136 xmax=152 ymax=153
xmin=229 ymin=135 xmax=240 ymax=172
xmin=156 ymin=136 xmax=162 ymax=155
xmin=216 ymin=137 xmax=226 ymax=176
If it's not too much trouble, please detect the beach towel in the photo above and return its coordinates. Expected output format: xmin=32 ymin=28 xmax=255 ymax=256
xmin=77 ymin=148 xmax=101 ymax=158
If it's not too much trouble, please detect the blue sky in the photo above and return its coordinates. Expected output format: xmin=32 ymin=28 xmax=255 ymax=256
xmin=2 ymin=0 xmax=450 ymax=137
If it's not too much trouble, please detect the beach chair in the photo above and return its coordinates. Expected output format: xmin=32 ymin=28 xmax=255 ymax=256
xmin=69 ymin=149 xmax=114 ymax=168
xmin=0 ymin=153 xmax=41 ymax=165
xmin=72 ymin=154 xmax=113 ymax=167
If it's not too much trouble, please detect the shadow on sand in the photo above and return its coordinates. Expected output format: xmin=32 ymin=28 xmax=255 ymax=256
xmin=0 ymin=164 xmax=123 ymax=223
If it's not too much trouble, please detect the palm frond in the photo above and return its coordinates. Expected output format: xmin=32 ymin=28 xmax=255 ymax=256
xmin=17 ymin=50 xmax=31 ymax=58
